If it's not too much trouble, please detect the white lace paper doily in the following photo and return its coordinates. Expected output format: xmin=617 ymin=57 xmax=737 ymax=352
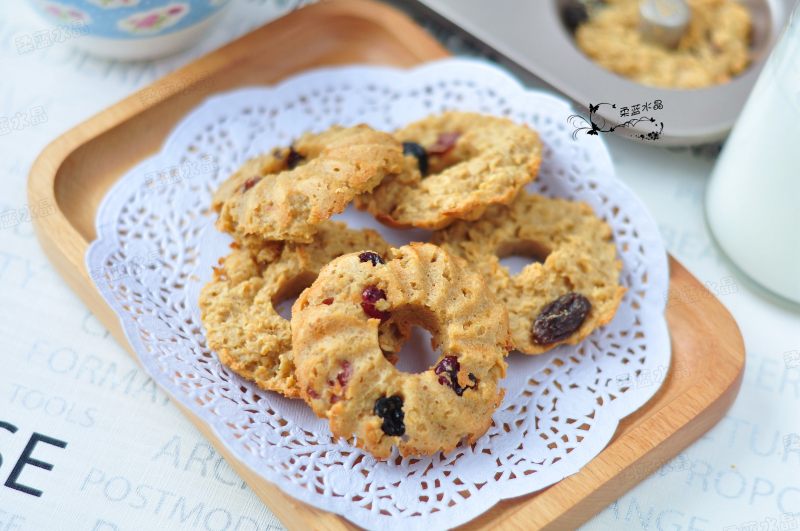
xmin=86 ymin=59 xmax=670 ymax=530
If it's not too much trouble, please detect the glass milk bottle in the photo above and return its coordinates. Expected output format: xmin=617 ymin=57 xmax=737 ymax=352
xmin=705 ymin=3 xmax=800 ymax=304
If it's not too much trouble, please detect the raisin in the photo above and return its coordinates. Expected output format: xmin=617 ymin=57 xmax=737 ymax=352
xmin=562 ymin=3 xmax=588 ymax=33
xmin=242 ymin=176 xmax=261 ymax=192
xmin=428 ymin=132 xmax=461 ymax=155
xmin=402 ymin=141 xmax=428 ymax=176
xmin=359 ymin=251 xmax=385 ymax=266
xmin=286 ymin=146 xmax=304 ymax=169
xmin=361 ymin=285 xmax=390 ymax=321
xmin=374 ymin=395 xmax=405 ymax=436
xmin=434 ymin=355 xmax=477 ymax=396
xmin=532 ymin=292 xmax=591 ymax=344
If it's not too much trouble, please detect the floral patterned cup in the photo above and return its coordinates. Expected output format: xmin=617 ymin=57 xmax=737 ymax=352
xmin=27 ymin=0 xmax=231 ymax=60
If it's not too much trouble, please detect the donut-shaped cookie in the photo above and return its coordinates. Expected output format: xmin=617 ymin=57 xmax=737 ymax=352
xmin=199 ymin=222 xmax=407 ymax=398
xmin=215 ymin=125 xmax=404 ymax=244
xmin=355 ymin=112 xmax=542 ymax=230
xmin=291 ymin=243 xmax=510 ymax=458
xmin=432 ymin=192 xmax=625 ymax=355
xmin=575 ymin=0 xmax=751 ymax=89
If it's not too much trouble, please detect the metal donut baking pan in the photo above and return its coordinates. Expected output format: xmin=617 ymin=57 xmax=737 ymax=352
xmin=412 ymin=0 xmax=795 ymax=145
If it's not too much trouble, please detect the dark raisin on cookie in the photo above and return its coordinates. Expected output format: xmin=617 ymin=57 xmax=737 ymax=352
xmin=532 ymin=292 xmax=591 ymax=344
xmin=402 ymin=141 xmax=429 ymax=176
xmin=359 ymin=251 xmax=385 ymax=266
xmin=374 ymin=395 xmax=405 ymax=436
xmin=286 ymin=146 xmax=305 ymax=169
xmin=562 ymin=2 xmax=588 ymax=33
xmin=361 ymin=285 xmax=390 ymax=321
xmin=434 ymin=355 xmax=478 ymax=396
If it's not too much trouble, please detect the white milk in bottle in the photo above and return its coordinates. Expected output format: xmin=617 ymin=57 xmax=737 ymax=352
xmin=705 ymin=6 xmax=800 ymax=303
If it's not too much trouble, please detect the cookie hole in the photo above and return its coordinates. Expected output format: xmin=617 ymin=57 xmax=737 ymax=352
xmin=394 ymin=325 xmax=441 ymax=375
xmin=273 ymin=271 xmax=316 ymax=321
xmin=497 ymin=240 xmax=550 ymax=275
xmin=274 ymin=297 xmax=297 ymax=320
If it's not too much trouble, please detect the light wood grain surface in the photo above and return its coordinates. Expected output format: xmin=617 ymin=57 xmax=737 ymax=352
xmin=27 ymin=1 xmax=744 ymax=529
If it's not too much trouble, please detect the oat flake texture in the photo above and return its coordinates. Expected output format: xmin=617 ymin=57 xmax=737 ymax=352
xmin=87 ymin=59 xmax=670 ymax=531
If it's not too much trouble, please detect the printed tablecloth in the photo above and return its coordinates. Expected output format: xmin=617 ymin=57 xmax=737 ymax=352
xmin=0 ymin=2 xmax=798 ymax=530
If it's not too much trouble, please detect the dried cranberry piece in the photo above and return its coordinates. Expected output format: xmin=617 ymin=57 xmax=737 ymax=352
xmin=358 ymin=251 xmax=385 ymax=266
xmin=286 ymin=146 xmax=304 ymax=169
xmin=434 ymin=355 xmax=459 ymax=379
xmin=402 ymin=141 xmax=429 ymax=176
xmin=434 ymin=355 xmax=477 ymax=396
xmin=362 ymin=286 xmax=385 ymax=302
xmin=322 ymin=297 xmax=334 ymax=305
xmin=374 ymin=395 xmax=405 ymax=436
xmin=532 ymin=292 xmax=591 ymax=345
xmin=336 ymin=361 xmax=352 ymax=387
xmin=428 ymin=132 xmax=461 ymax=156
xmin=242 ymin=176 xmax=261 ymax=192
xmin=306 ymin=387 xmax=319 ymax=399
xmin=361 ymin=285 xmax=390 ymax=321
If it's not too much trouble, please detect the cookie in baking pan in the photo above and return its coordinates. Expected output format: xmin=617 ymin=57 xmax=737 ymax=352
xmin=575 ymin=0 xmax=751 ymax=89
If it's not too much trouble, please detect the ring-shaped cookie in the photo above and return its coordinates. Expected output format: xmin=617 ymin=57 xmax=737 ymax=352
xmin=575 ymin=0 xmax=751 ymax=89
xmin=291 ymin=243 xmax=510 ymax=458
xmin=433 ymin=192 xmax=625 ymax=355
xmin=215 ymin=125 xmax=403 ymax=244
xmin=355 ymin=112 xmax=542 ymax=230
xmin=199 ymin=222 xmax=406 ymax=398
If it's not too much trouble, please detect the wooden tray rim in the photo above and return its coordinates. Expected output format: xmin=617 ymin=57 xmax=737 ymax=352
xmin=26 ymin=1 xmax=745 ymax=529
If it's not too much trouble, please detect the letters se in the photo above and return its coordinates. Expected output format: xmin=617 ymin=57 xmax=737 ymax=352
xmin=0 ymin=421 xmax=67 ymax=497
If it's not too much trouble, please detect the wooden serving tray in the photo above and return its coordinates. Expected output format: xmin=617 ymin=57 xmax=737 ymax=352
xmin=28 ymin=1 xmax=745 ymax=529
